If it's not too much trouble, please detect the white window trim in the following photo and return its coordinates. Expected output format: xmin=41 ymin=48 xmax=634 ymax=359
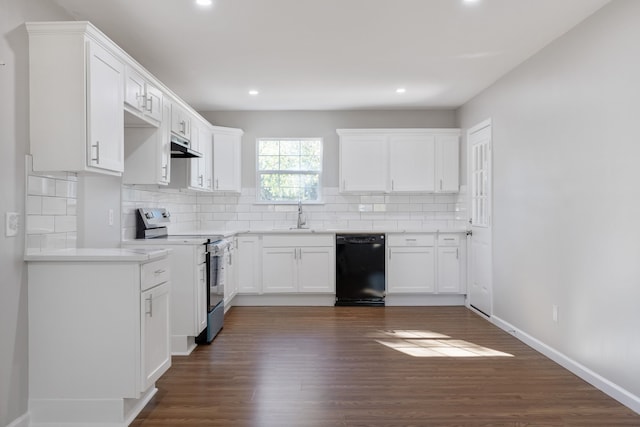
xmin=255 ymin=137 xmax=324 ymax=204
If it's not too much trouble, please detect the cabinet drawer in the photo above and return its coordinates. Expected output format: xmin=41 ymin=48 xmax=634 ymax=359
xmin=438 ymin=234 xmax=461 ymax=246
xmin=141 ymin=258 xmax=170 ymax=291
xmin=262 ymin=234 xmax=334 ymax=248
xmin=387 ymin=234 xmax=435 ymax=247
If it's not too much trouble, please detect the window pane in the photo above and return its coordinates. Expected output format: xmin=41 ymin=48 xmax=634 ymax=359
xmin=279 ymin=140 xmax=300 ymax=155
xmin=258 ymin=155 xmax=280 ymax=170
xmin=259 ymin=140 xmax=280 ymax=155
xmin=301 ymin=140 xmax=321 ymax=156
xmin=280 ymin=155 xmax=301 ymax=171
xmin=300 ymin=155 xmax=321 ymax=170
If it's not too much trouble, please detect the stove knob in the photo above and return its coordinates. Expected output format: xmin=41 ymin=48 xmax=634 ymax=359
xmin=162 ymin=211 xmax=171 ymax=218
xmin=145 ymin=212 xmax=153 ymax=219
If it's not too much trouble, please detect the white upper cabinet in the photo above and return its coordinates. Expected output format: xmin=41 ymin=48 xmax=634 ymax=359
xmin=212 ymin=127 xmax=243 ymax=193
xmin=123 ymin=101 xmax=172 ymax=185
xmin=339 ymin=133 xmax=388 ymax=192
xmin=171 ymin=104 xmax=192 ymax=142
xmin=435 ymin=134 xmax=460 ymax=193
xmin=337 ymin=129 xmax=460 ymax=194
xmin=170 ymin=121 xmax=213 ymax=192
xmin=27 ymin=22 xmax=125 ymax=175
xmin=389 ymin=134 xmax=436 ymax=192
xmin=124 ymin=66 xmax=163 ymax=125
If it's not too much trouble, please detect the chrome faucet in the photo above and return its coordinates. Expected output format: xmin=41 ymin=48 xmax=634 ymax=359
xmin=296 ymin=200 xmax=307 ymax=229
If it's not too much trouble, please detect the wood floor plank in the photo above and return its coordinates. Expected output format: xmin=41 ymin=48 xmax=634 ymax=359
xmin=132 ymin=306 xmax=639 ymax=426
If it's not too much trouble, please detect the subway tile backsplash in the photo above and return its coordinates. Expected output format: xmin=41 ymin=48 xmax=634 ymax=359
xmin=26 ymin=156 xmax=78 ymax=252
xmin=121 ymin=185 xmax=468 ymax=238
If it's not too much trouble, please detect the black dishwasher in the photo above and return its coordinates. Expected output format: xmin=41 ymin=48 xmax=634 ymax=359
xmin=335 ymin=234 xmax=386 ymax=306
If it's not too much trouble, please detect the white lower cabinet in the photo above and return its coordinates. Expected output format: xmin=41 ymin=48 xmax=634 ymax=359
xmin=237 ymin=235 xmax=262 ymax=294
xmin=26 ymin=253 xmax=171 ymax=426
xmin=387 ymin=233 xmax=466 ymax=295
xmin=262 ymin=234 xmax=335 ymax=293
xmin=123 ymin=242 xmax=207 ymax=355
xmin=437 ymin=234 xmax=464 ymax=293
xmin=387 ymin=234 xmax=436 ymax=293
xmin=141 ymin=281 xmax=171 ymax=390
xmin=224 ymin=238 xmax=238 ymax=306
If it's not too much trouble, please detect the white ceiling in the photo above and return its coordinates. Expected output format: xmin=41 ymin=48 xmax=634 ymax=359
xmin=51 ymin=0 xmax=610 ymax=111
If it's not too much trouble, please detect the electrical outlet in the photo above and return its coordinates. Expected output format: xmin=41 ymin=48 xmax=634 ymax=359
xmin=552 ymin=305 xmax=559 ymax=323
xmin=5 ymin=212 xmax=19 ymax=237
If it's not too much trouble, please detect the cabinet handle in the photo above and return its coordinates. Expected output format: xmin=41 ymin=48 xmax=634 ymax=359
xmin=180 ymin=120 xmax=186 ymax=134
xmin=162 ymin=164 xmax=168 ymax=180
xmin=406 ymin=238 xmax=417 ymax=241
xmin=216 ymin=178 xmax=219 ymax=189
xmin=389 ymin=250 xmax=391 ymax=260
xmin=199 ymin=175 xmax=204 ymax=186
xmin=456 ymin=248 xmax=459 ymax=259
xmin=293 ymin=249 xmax=297 ymax=260
xmin=91 ymin=140 xmax=100 ymax=164
xmin=298 ymin=248 xmax=302 ymax=260
xmin=391 ymin=179 xmax=394 ymax=191
xmin=229 ymin=253 xmax=232 ymax=265
xmin=440 ymin=179 xmax=443 ymax=190
xmin=146 ymin=294 xmax=153 ymax=317
xmin=154 ymin=269 xmax=166 ymax=275
xmin=146 ymin=96 xmax=153 ymax=113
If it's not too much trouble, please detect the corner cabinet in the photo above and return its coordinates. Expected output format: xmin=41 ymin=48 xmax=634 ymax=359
xmin=27 ymin=22 xmax=125 ymax=175
xmin=337 ymin=129 xmax=460 ymax=193
xmin=26 ymin=252 xmax=171 ymax=426
xmin=262 ymin=234 xmax=335 ymax=294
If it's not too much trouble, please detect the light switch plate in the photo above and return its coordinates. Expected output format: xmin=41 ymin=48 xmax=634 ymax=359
xmin=5 ymin=212 xmax=19 ymax=237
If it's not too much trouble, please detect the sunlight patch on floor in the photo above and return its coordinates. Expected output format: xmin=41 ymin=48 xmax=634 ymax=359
xmin=374 ymin=330 xmax=513 ymax=358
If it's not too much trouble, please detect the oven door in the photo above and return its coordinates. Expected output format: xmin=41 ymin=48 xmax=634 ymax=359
xmin=207 ymin=250 xmax=225 ymax=310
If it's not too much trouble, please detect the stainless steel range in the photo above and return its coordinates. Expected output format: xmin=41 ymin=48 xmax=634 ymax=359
xmin=135 ymin=207 xmax=228 ymax=345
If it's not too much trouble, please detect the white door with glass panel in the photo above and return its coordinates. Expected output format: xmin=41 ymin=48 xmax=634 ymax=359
xmin=468 ymin=120 xmax=493 ymax=317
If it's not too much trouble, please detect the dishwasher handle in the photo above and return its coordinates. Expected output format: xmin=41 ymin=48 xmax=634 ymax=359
xmin=336 ymin=234 xmax=385 ymax=245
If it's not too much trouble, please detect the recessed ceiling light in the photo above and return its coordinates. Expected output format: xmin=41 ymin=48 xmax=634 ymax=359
xmin=195 ymin=0 xmax=212 ymax=6
xmin=463 ymin=0 xmax=480 ymax=4
xmin=396 ymin=88 xmax=406 ymax=94
xmin=249 ymin=90 xmax=259 ymax=96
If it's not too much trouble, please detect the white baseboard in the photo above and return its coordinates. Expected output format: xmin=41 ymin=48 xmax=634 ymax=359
xmin=491 ymin=315 xmax=640 ymax=415
xmin=7 ymin=412 xmax=30 ymax=427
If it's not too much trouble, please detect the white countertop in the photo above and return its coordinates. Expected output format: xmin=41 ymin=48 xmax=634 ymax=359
xmin=237 ymin=228 xmax=468 ymax=235
xmin=122 ymin=236 xmax=209 ymax=246
xmin=25 ymin=248 xmax=170 ymax=262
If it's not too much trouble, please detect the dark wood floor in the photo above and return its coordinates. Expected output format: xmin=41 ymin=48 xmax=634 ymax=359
xmin=132 ymin=306 xmax=640 ymax=426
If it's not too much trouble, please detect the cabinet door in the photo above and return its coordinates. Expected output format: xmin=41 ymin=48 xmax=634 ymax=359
xmin=141 ymin=282 xmax=171 ymax=391
xmin=145 ymin=84 xmax=163 ymax=123
xmin=196 ymin=264 xmax=207 ymax=334
xmin=87 ymin=40 xmax=124 ymax=173
xmin=237 ymin=236 xmax=261 ymax=293
xmin=199 ymin=127 xmax=213 ymax=191
xmin=437 ymin=247 xmax=461 ymax=293
xmin=171 ymin=105 xmax=191 ymax=141
xmin=389 ymin=134 xmax=435 ymax=192
xmin=340 ymin=135 xmax=387 ymax=192
xmin=159 ymin=102 xmax=172 ymax=184
xmin=262 ymin=248 xmax=297 ymax=293
xmin=298 ymin=247 xmax=335 ymax=293
xmin=124 ymin=67 xmax=145 ymax=113
xmin=435 ymin=135 xmax=459 ymax=192
xmin=387 ymin=247 xmax=435 ymax=293
xmin=213 ymin=133 xmax=241 ymax=192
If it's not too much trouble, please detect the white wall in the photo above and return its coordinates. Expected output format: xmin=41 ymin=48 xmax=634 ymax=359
xmin=0 ymin=1 xmax=73 ymax=425
xmin=457 ymin=0 xmax=640 ymax=404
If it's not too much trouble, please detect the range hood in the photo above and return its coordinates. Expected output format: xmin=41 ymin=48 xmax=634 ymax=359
xmin=170 ymin=134 xmax=202 ymax=158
